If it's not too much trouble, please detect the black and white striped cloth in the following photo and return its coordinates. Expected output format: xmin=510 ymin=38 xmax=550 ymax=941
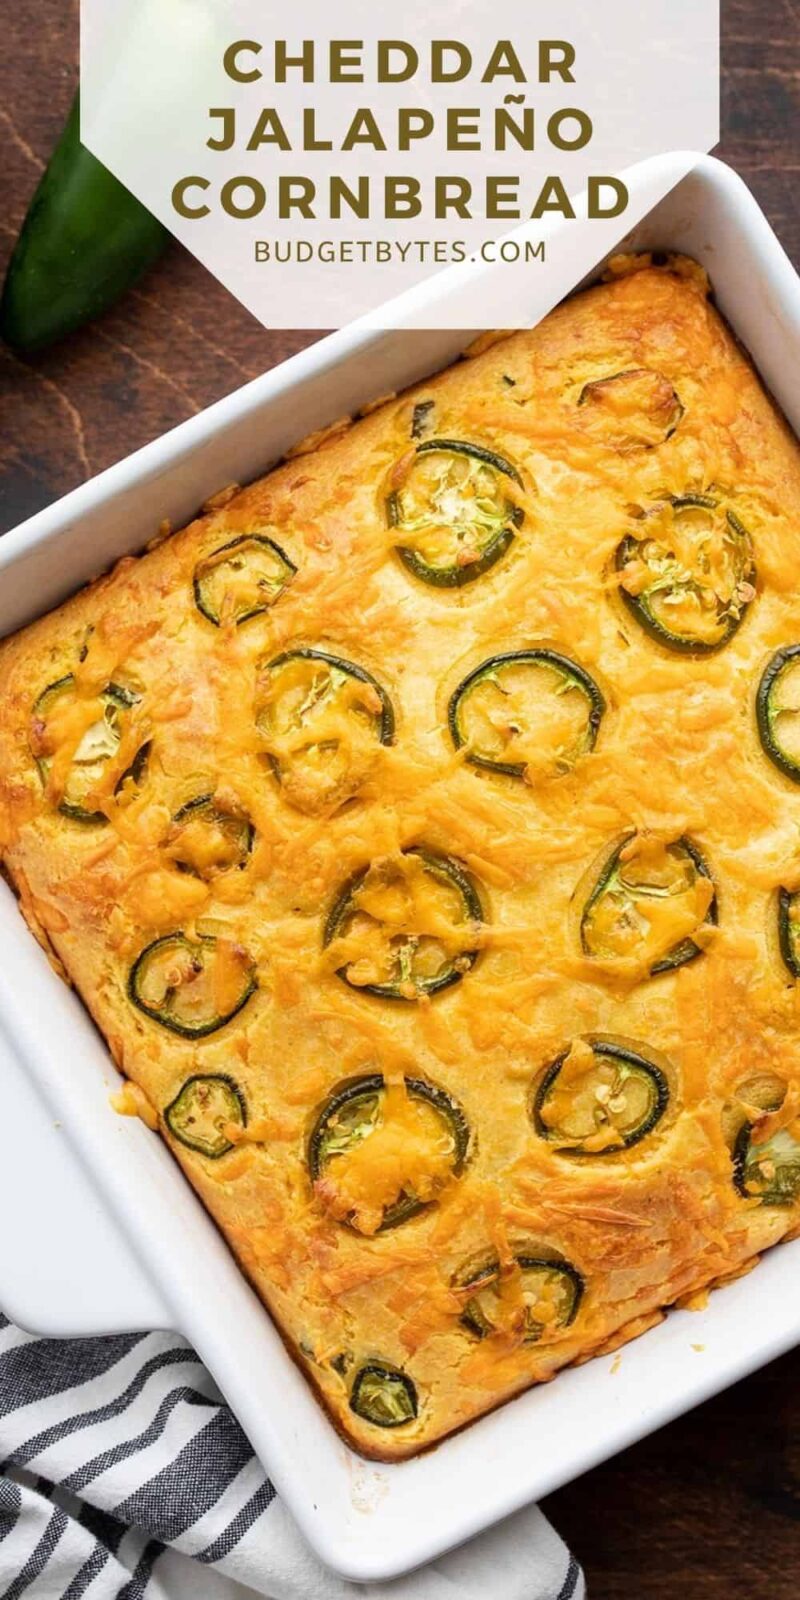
xmin=0 ymin=1315 xmax=583 ymax=1600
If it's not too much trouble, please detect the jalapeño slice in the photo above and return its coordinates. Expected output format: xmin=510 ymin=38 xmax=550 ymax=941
xmin=756 ymin=645 xmax=800 ymax=783
xmin=533 ymin=1039 xmax=669 ymax=1155
xmin=448 ymin=649 xmax=605 ymax=780
xmin=778 ymin=886 xmax=800 ymax=977
xmin=128 ymin=933 xmax=257 ymax=1038
xmin=615 ymin=495 xmax=756 ymax=653
xmin=31 ymin=675 xmax=142 ymax=823
xmin=256 ymin=647 xmax=395 ymax=815
xmin=733 ymin=1124 xmax=800 ymax=1207
xmin=115 ymin=738 xmax=151 ymax=799
xmin=411 ymin=399 xmax=434 ymax=439
xmin=167 ymin=794 xmax=254 ymax=880
xmin=193 ymin=534 xmax=296 ymax=626
xmin=349 ymin=1363 xmax=418 ymax=1428
xmin=307 ymin=1072 xmax=470 ymax=1234
xmin=324 ymin=847 xmax=483 ymax=1000
xmin=387 ymin=439 xmax=524 ymax=588
xmin=453 ymin=1252 xmax=584 ymax=1343
xmin=577 ymin=367 xmax=683 ymax=449
xmin=581 ymin=834 xmax=716 ymax=976
xmin=164 ymin=1073 xmax=246 ymax=1158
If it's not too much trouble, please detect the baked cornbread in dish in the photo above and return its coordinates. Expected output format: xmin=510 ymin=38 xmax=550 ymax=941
xmin=2 ymin=255 xmax=800 ymax=1461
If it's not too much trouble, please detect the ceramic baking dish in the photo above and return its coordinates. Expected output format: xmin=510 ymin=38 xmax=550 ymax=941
xmin=1 ymin=152 xmax=799 ymax=1582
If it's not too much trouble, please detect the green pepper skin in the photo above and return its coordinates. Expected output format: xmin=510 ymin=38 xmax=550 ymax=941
xmin=532 ymin=1039 xmax=670 ymax=1154
xmin=410 ymin=400 xmax=435 ymax=439
xmin=447 ymin=648 xmax=606 ymax=778
xmin=32 ymin=675 xmax=139 ymax=824
xmin=0 ymin=95 xmax=168 ymax=354
xmin=127 ymin=933 xmax=257 ymax=1039
xmin=193 ymin=535 xmax=297 ymax=627
xmin=580 ymin=833 xmax=717 ymax=978
xmin=387 ymin=439 xmax=524 ymax=589
xmin=732 ymin=1121 xmax=800 ymax=1206
xmin=577 ymin=368 xmax=684 ymax=445
xmin=778 ymin=887 xmax=800 ymax=977
xmin=454 ymin=1252 xmax=585 ymax=1341
xmin=164 ymin=1073 xmax=247 ymax=1159
xmin=323 ymin=847 xmax=483 ymax=1000
xmin=307 ymin=1071 xmax=471 ymax=1231
xmin=170 ymin=794 xmax=255 ymax=876
xmin=396 ymin=523 xmax=518 ymax=589
xmin=349 ymin=1363 xmax=418 ymax=1427
xmin=615 ymin=496 xmax=755 ymax=655
xmin=756 ymin=645 xmax=800 ymax=783
xmin=262 ymin=648 xmax=396 ymax=747
xmin=115 ymin=739 xmax=151 ymax=797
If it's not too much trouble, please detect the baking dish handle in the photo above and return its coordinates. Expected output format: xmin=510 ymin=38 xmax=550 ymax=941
xmin=0 ymin=1031 xmax=172 ymax=1336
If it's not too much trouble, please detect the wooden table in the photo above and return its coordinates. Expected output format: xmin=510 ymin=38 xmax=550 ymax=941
xmin=1 ymin=3 xmax=799 ymax=1593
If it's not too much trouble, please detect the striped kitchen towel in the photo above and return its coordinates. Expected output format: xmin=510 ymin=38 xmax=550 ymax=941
xmin=0 ymin=1316 xmax=583 ymax=1600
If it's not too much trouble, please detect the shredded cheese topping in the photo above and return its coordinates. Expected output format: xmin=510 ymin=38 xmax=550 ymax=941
xmin=2 ymin=256 xmax=800 ymax=1459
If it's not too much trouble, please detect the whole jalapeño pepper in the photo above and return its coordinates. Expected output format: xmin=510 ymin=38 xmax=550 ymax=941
xmin=1 ymin=94 xmax=167 ymax=353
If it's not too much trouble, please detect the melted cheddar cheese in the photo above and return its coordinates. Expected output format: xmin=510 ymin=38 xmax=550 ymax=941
xmin=2 ymin=257 xmax=800 ymax=1460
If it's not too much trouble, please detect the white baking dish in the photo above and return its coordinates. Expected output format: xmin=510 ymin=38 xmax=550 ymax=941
xmin=2 ymin=152 xmax=800 ymax=1582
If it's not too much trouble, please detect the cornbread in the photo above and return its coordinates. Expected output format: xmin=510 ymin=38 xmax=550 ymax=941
xmin=2 ymin=255 xmax=800 ymax=1460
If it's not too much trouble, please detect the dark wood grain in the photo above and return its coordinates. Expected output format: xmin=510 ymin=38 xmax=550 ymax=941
xmin=1 ymin=5 xmax=799 ymax=1595
xmin=544 ymin=1345 xmax=800 ymax=1597
xmin=0 ymin=0 xmax=797 ymax=533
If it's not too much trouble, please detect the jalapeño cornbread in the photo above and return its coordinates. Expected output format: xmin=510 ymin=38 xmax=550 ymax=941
xmin=2 ymin=255 xmax=800 ymax=1460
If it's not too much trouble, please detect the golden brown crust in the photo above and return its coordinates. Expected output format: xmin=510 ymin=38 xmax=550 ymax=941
xmin=2 ymin=258 xmax=800 ymax=1459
